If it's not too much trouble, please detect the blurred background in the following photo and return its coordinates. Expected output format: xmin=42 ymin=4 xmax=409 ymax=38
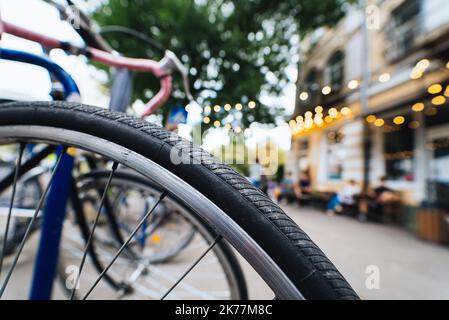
xmin=1 ymin=0 xmax=449 ymax=299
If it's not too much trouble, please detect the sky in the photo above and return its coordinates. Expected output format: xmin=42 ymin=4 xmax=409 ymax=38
xmin=0 ymin=0 xmax=294 ymax=151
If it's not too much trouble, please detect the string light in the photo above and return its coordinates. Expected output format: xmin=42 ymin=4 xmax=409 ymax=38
xmin=348 ymin=80 xmax=359 ymax=90
xmin=379 ymin=73 xmax=391 ymax=83
xmin=224 ymin=104 xmax=232 ymax=111
xmin=235 ymin=103 xmax=243 ymax=111
xmin=305 ymin=111 xmax=313 ymax=118
xmin=248 ymin=101 xmax=256 ymax=109
xmin=296 ymin=116 xmax=304 ymax=123
xmin=213 ymin=120 xmax=221 ymax=128
xmin=412 ymin=103 xmax=425 ymax=112
xmin=324 ymin=116 xmax=333 ymax=124
xmin=289 ymin=120 xmax=297 ymax=127
xmin=366 ymin=115 xmax=376 ymax=123
xmin=446 ymin=61 xmax=449 ymax=69
xmin=204 ymin=106 xmax=211 ymax=113
xmin=299 ymin=92 xmax=309 ymax=101
xmin=234 ymin=126 xmax=242 ymax=133
xmin=329 ymin=108 xmax=338 ymax=118
xmin=315 ymin=106 xmax=324 ymax=113
xmin=393 ymin=116 xmax=405 ymax=125
xmin=203 ymin=116 xmax=211 ymax=124
xmin=445 ymin=86 xmax=449 ymax=98
xmin=322 ymin=86 xmax=332 ymax=95
xmin=225 ymin=123 xmax=232 ymax=130
xmin=214 ymin=105 xmax=221 ymax=112
xmin=428 ymin=84 xmax=443 ymax=95
xmin=410 ymin=69 xmax=423 ymax=80
xmin=374 ymin=119 xmax=385 ymax=127
xmin=416 ymin=59 xmax=430 ymax=71
xmin=432 ymin=95 xmax=446 ymax=106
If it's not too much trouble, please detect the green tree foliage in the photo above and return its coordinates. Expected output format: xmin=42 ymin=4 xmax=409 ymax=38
xmin=92 ymin=0 xmax=353 ymax=127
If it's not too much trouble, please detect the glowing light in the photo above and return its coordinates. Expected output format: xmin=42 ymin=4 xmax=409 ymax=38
xmin=299 ymin=92 xmax=309 ymax=101
xmin=248 ymin=101 xmax=257 ymax=109
xmin=296 ymin=116 xmax=304 ymax=123
xmin=234 ymin=126 xmax=242 ymax=133
xmin=446 ymin=62 xmax=449 ymax=69
xmin=410 ymin=69 xmax=423 ymax=80
xmin=289 ymin=120 xmax=297 ymax=127
xmin=341 ymin=107 xmax=352 ymax=116
xmin=325 ymin=116 xmax=333 ymax=124
xmin=203 ymin=116 xmax=211 ymax=124
xmin=445 ymin=86 xmax=449 ymax=97
xmin=374 ymin=119 xmax=385 ymax=127
xmin=224 ymin=104 xmax=232 ymax=111
xmin=393 ymin=116 xmax=405 ymax=125
xmin=315 ymin=106 xmax=324 ymax=113
xmin=214 ymin=105 xmax=221 ymax=112
xmin=314 ymin=117 xmax=324 ymax=126
xmin=213 ymin=120 xmax=221 ymax=127
xmin=305 ymin=111 xmax=313 ymax=118
xmin=235 ymin=103 xmax=243 ymax=111
xmin=348 ymin=80 xmax=359 ymax=90
xmin=204 ymin=106 xmax=211 ymax=113
xmin=366 ymin=115 xmax=376 ymax=123
xmin=412 ymin=103 xmax=425 ymax=112
xmin=225 ymin=123 xmax=232 ymax=130
xmin=379 ymin=73 xmax=391 ymax=83
xmin=428 ymin=84 xmax=443 ymax=95
xmin=304 ymin=119 xmax=314 ymax=129
xmin=416 ymin=59 xmax=430 ymax=70
xmin=322 ymin=86 xmax=332 ymax=95
xmin=432 ymin=95 xmax=446 ymax=106
xmin=329 ymin=108 xmax=338 ymax=118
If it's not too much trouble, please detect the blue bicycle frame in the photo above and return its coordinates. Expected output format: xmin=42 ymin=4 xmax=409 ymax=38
xmin=0 ymin=48 xmax=80 ymax=299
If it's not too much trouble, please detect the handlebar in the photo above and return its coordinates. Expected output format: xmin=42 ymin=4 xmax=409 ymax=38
xmin=1 ymin=20 xmax=173 ymax=117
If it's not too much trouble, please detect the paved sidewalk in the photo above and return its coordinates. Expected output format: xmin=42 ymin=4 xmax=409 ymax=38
xmin=279 ymin=205 xmax=449 ymax=300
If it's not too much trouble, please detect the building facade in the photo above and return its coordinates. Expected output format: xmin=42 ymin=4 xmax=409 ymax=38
xmin=288 ymin=0 xmax=449 ymax=207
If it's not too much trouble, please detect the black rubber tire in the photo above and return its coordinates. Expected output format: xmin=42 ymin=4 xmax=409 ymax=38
xmin=0 ymin=102 xmax=359 ymax=300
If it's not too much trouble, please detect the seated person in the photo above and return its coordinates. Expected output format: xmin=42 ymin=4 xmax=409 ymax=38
xmin=276 ymin=172 xmax=296 ymax=203
xmin=326 ymin=180 xmax=361 ymax=215
xmin=294 ymin=171 xmax=313 ymax=204
xmin=358 ymin=177 xmax=400 ymax=222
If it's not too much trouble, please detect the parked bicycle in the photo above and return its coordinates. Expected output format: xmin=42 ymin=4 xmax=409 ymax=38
xmin=0 ymin=0 xmax=358 ymax=300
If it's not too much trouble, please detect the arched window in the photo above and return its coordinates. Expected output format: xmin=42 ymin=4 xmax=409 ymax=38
xmin=327 ymin=51 xmax=345 ymax=91
xmin=306 ymin=68 xmax=319 ymax=92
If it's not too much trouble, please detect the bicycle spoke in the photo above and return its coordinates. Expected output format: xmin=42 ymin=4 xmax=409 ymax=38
xmin=0 ymin=143 xmax=25 ymax=279
xmin=160 ymin=235 xmax=222 ymax=300
xmin=82 ymin=190 xmax=168 ymax=300
xmin=70 ymin=162 xmax=118 ymax=300
xmin=0 ymin=147 xmax=67 ymax=298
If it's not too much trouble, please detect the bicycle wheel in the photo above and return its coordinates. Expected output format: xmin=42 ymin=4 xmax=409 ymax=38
xmin=0 ymin=101 xmax=358 ymax=300
xmin=58 ymin=170 xmax=245 ymax=299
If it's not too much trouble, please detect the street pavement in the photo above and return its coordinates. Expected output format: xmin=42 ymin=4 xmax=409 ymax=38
xmin=2 ymin=204 xmax=449 ymax=300
xmin=274 ymin=204 xmax=449 ymax=300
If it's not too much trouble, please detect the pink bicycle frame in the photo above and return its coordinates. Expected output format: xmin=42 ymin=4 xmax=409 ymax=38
xmin=1 ymin=21 xmax=172 ymax=117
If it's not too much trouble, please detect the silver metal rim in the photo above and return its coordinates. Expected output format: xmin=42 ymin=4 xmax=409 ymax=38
xmin=68 ymin=173 xmax=242 ymax=299
xmin=0 ymin=125 xmax=304 ymax=300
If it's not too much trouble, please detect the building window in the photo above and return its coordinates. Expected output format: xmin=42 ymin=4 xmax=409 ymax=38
xmin=326 ymin=129 xmax=345 ymax=180
xmin=326 ymin=51 xmax=344 ymax=91
xmin=385 ymin=0 xmax=421 ymax=60
xmin=383 ymin=115 xmax=415 ymax=181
